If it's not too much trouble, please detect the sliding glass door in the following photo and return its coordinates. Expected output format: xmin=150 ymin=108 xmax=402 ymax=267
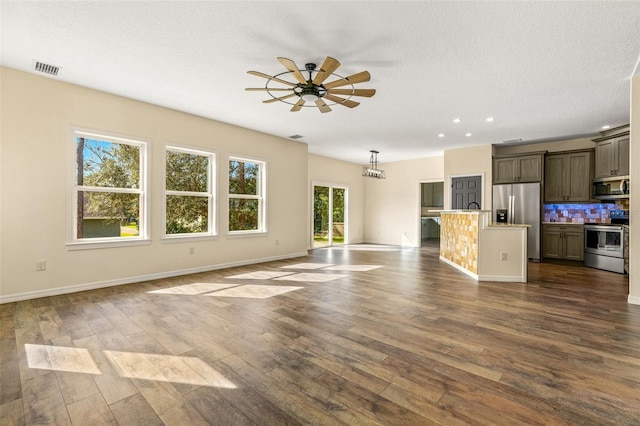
xmin=313 ymin=184 xmax=347 ymax=248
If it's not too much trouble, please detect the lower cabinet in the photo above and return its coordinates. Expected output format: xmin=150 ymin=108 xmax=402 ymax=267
xmin=542 ymin=224 xmax=584 ymax=261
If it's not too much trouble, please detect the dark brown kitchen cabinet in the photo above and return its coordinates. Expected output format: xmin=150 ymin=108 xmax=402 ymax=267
xmin=593 ymin=124 xmax=630 ymax=179
xmin=594 ymin=136 xmax=629 ymax=178
xmin=544 ymin=150 xmax=593 ymax=202
xmin=542 ymin=224 xmax=584 ymax=261
xmin=493 ymin=153 xmax=543 ymax=184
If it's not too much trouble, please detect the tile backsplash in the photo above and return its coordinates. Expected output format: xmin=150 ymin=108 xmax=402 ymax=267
xmin=543 ymin=201 xmax=628 ymax=223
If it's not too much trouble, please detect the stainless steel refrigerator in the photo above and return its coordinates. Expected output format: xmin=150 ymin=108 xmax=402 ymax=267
xmin=492 ymin=182 xmax=541 ymax=262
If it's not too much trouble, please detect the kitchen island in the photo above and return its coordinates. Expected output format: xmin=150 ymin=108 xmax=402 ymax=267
xmin=433 ymin=210 xmax=530 ymax=283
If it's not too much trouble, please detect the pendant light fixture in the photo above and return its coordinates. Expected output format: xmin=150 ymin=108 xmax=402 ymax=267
xmin=362 ymin=150 xmax=385 ymax=179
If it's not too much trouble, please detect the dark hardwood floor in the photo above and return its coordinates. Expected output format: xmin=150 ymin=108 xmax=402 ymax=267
xmin=1 ymin=243 xmax=639 ymax=425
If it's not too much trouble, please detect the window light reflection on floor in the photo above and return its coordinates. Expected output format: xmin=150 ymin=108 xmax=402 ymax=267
xmin=280 ymin=263 xmax=335 ymax=269
xmin=104 ymin=351 xmax=237 ymax=388
xmin=25 ymin=344 xmax=101 ymax=375
xmin=226 ymin=271 xmax=295 ymax=280
xmin=204 ymin=284 xmax=303 ymax=299
xmin=148 ymin=283 xmax=237 ymax=295
xmin=273 ymin=273 xmax=347 ymax=283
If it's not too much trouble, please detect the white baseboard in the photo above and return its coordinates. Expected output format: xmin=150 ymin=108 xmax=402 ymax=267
xmin=628 ymin=295 xmax=640 ymax=305
xmin=439 ymin=256 xmax=525 ymax=283
xmin=477 ymin=274 xmax=526 ymax=283
xmin=0 ymin=251 xmax=308 ymax=304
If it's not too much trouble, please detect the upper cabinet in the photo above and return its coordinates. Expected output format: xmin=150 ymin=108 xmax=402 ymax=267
xmin=421 ymin=182 xmax=444 ymax=207
xmin=544 ymin=150 xmax=593 ymax=202
xmin=493 ymin=153 xmax=543 ymax=184
xmin=593 ymin=124 xmax=630 ymax=179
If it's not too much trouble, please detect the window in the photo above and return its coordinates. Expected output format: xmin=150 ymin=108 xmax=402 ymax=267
xmin=165 ymin=147 xmax=215 ymax=237
xmin=228 ymin=157 xmax=266 ymax=233
xmin=70 ymin=129 xmax=147 ymax=244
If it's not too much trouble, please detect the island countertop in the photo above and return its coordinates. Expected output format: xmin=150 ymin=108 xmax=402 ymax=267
xmin=428 ymin=209 xmax=491 ymax=214
xmin=488 ymin=222 xmax=531 ymax=228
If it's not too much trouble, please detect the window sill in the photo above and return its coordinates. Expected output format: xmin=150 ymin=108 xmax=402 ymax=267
xmin=226 ymin=231 xmax=267 ymax=239
xmin=66 ymin=238 xmax=152 ymax=251
xmin=161 ymin=234 xmax=219 ymax=243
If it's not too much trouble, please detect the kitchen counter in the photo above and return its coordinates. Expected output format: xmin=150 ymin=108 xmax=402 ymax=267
xmin=437 ymin=210 xmax=528 ymax=283
xmin=429 ymin=209 xmax=490 ymax=214
xmin=541 ymin=222 xmax=584 ymax=226
xmin=488 ymin=222 xmax=531 ymax=228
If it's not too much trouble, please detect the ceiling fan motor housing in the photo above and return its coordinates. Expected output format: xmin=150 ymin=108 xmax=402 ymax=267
xmin=296 ymin=83 xmax=325 ymax=101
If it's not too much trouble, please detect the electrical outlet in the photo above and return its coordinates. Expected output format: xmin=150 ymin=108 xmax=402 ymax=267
xmin=189 ymin=247 xmax=195 ymax=255
xmin=500 ymin=252 xmax=508 ymax=261
xmin=36 ymin=260 xmax=46 ymax=271
xmin=275 ymin=239 xmax=279 ymax=246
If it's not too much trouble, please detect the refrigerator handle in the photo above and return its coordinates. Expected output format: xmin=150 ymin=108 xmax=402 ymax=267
xmin=509 ymin=195 xmax=515 ymax=224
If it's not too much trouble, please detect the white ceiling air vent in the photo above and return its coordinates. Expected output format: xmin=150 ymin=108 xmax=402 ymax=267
xmin=33 ymin=60 xmax=61 ymax=76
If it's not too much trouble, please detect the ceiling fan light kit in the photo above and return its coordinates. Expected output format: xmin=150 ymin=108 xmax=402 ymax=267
xmin=362 ymin=150 xmax=385 ymax=179
xmin=246 ymin=56 xmax=375 ymax=113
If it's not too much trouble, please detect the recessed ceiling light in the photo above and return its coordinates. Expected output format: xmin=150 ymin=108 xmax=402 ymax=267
xmin=465 ymin=133 xmax=472 ymax=137
xmin=453 ymin=118 xmax=461 ymax=123
xmin=486 ymin=117 xmax=494 ymax=122
xmin=438 ymin=133 xmax=445 ymax=138
xmin=601 ymin=125 xmax=610 ymax=130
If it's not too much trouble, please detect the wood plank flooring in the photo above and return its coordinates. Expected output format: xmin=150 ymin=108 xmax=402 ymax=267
xmin=1 ymin=242 xmax=639 ymax=425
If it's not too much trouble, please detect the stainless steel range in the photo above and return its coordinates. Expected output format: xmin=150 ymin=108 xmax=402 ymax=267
xmin=584 ymin=209 xmax=628 ymax=274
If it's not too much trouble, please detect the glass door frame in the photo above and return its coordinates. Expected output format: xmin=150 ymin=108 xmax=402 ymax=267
xmin=311 ymin=181 xmax=349 ymax=249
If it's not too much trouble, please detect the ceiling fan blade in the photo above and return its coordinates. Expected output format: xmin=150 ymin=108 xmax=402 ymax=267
xmin=315 ymin=99 xmax=332 ymax=113
xmin=245 ymin=87 xmax=293 ymax=92
xmin=326 ymin=88 xmax=376 ymax=97
xmin=324 ymin=93 xmax=360 ymax=108
xmin=323 ymin=71 xmax=371 ymax=89
xmin=247 ymin=71 xmax=296 ymax=87
xmin=277 ymin=57 xmax=308 ymax=85
xmin=312 ymin=56 xmax=341 ymax=85
xmin=263 ymin=93 xmax=297 ymax=103
xmin=291 ymin=98 xmax=305 ymax=112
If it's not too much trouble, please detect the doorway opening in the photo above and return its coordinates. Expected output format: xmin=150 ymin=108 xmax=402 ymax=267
xmin=312 ymin=184 xmax=347 ymax=249
xmin=420 ymin=181 xmax=444 ymax=247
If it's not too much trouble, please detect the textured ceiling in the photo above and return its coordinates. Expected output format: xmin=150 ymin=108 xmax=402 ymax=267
xmin=2 ymin=1 xmax=639 ymax=164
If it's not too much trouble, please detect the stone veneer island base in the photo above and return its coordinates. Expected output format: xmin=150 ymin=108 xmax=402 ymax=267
xmin=435 ymin=210 xmax=530 ymax=283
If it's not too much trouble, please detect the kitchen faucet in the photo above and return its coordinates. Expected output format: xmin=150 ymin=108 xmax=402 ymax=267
xmin=467 ymin=201 xmax=481 ymax=210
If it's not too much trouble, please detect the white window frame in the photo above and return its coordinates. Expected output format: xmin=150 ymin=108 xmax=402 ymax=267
xmin=67 ymin=127 xmax=150 ymax=250
xmin=227 ymin=155 xmax=267 ymax=236
xmin=163 ymin=146 xmax=217 ymax=239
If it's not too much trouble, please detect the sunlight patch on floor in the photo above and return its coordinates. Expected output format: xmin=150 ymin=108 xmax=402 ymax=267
xmin=148 ymin=283 xmax=238 ymax=295
xmin=25 ymin=344 xmax=101 ymax=375
xmin=227 ymin=271 xmax=296 ymax=280
xmin=204 ymin=284 xmax=303 ymax=299
xmin=280 ymin=263 xmax=335 ymax=269
xmin=324 ymin=265 xmax=383 ymax=272
xmin=273 ymin=273 xmax=347 ymax=283
xmin=104 ymin=351 xmax=237 ymax=388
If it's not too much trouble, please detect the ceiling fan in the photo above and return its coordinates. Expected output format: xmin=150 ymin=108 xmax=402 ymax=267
xmin=246 ymin=57 xmax=376 ymax=113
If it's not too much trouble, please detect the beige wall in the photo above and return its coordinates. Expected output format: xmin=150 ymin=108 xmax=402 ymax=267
xmin=308 ymin=154 xmax=365 ymax=246
xmin=0 ymin=67 xmax=309 ymax=302
xmin=363 ymin=156 xmax=444 ymax=246
xmin=444 ymin=144 xmax=493 ymax=209
xmin=629 ymin=75 xmax=639 ymax=305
